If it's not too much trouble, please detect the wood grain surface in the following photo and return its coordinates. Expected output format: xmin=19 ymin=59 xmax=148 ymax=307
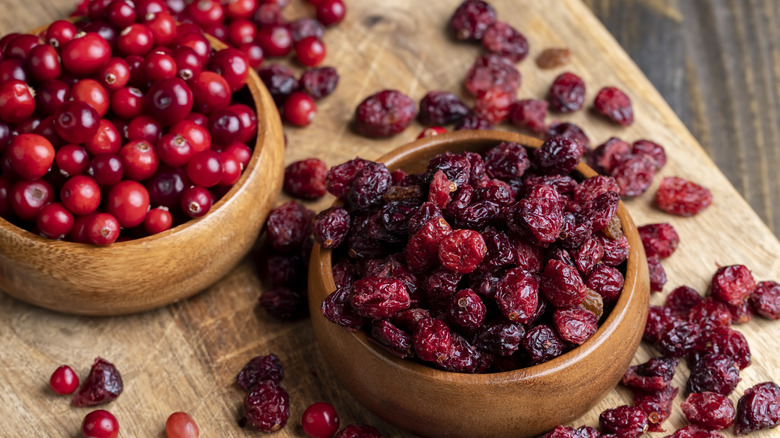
xmin=0 ymin=1 xmax=779 ymax=437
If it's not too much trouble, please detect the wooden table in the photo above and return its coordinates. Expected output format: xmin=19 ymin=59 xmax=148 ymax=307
xmin=1 ymin=1 xmax=779 ymax=437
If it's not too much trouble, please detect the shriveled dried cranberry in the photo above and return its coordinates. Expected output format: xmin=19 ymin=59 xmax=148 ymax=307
xmin=634 ymin=385 xmax=677 ymax=432
xmin=735 ymin=381 xmax=780 ymax=434
xmin=644 ymin=305 xmax=680 ymax=344
xmin=474 ymin=88 xmax=514 ymax=125
xmin=546 ymin=121 xmax=590 ymax=152
xmin=464 ymin=54 xmax=521 ymax=96
xmin=438 ymin=229 xmax=486 ymax=274
xmin=422 ymin=268 xmax=461 ymax=304
xmin=454 ymin=112 xmax=493 ymax=130
xmin=665 ymin=425 xmax=725 ymax=438
xmin=321 ymin=286 xmax=368 ymax=332
xmin=553 ymin=308 xmax=597 ymax=345
xmin=299 ymin=66 xmax=339 ymax=100
xmin=599 ymin=235 xmax=629 ymax=266
xmin=687 ymin=353 xmax=741 ymax=395
xmin=474 ymin=322 xmax=524 ymax=356
xmin=593 ymin=86 xmax=633 ymax=126
xmin=548 ymin=72 xmax=585 ymax=113
xmin=353 ymin=89 xmax=416 ymax=138
xmin=638 ymin=223 xmax=679 ymax=259
xmin=657 ymin=319 xmax=700 ymax=357
xmin=688 ymin=298 xmax=733 ymax=332
xmin=418 ymin=91 xmax=470 ymax=126
xmin=647 ymin=256 xmax=667 ymax=292
xmin=334 ymin=424 xmax=382 ymax=438
xmin=284 ymin=158 xmax=328 ymax=200
xmin=534 ymin=136 xmax=583 ymax=176
xmin=259 ymin=288 xmax=306 ymax=320
xmin=655 ymin=176 xmax=713 ymax=216
xmin=326 ymin=157 xmax=369 ymax=199
xmin=665 ymin=286 xmax=703 ymax=317
xmin=312 ymin=207 xmax=350 ymax=249
xmin=611 ymin=154 xmax=656 ymax=197
xmin=621 ymin=357 xmax=678 ymax=392
xmin=236 ymin=354 xmax=284 ymax=391
xmin=481 ymin=21 xmax=529 ymax=62
xmin=726 ymin=299 xmax=754 ymax=325
xmin=696 ymin=326 xmax=751 ymax=370
xmin=349 ymin=161 xmax=392 ymax=209
xmin=412 ymin=316 xmax=452 ymax=363
xmin=632 ymin=139 xmax=666 ymax=170
xmin=439 ymin=333 xmax=492 ymax=373
xmin=449 ymin=0 xmax=496 ymax=41
xmin=265 ymin=201 xmax=313 ymax=253
xmin=73 ymin=358 xmax=123 ymax=407
xmin=711 ymin=264 xmax=755 ymax=307
xmin=448 ymin=289 xmax=486 ymax=329
xmin=599 ymin=405 xmax=648 ymax=438
xmin=541 ymin=259 xmax=586 ymax=308
xmin=509 ymin=99 xmax=547 ymax=133
xmin=682 ymin=392 xmax=735 ymax=430
xmin=350 ymin=277 xmax=410 ymax=319
xmin=370 ymin=319 xmax=412 ymax=358
xmin=244 ymin=380 xmax=289 ymax=432
xmin=257 ymin=64 xmax=299 ymax=106
xmin=494 ymin=267 xmax=539 ymax=324
xmin=751 ymin=280 xmax=780 ymax=319
xmin=405 ymin=217 xmax=452 ymax=272
xmin=522 ymin=324 xmax=564 ymax=364
xmin=515 ymin=184 xmax=564 ymax=244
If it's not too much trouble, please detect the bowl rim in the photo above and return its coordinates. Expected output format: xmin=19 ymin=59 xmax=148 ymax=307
xmin=0 ymin=26 xmax=268 ymax=251
xmin=314 ymin=129 xmax=645 ymax=385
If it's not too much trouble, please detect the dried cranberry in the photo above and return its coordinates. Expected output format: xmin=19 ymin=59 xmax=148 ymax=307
xmin=657 ymin=319 xmax=700 ymax=357
xmin=534 ymin=136 xmax=583 ymax=176
xmin=312 ymin=207 xmax=350 ymax=249
xmin=711 ymin=264 xmax=755 ymax=307
xmin=72 ymin=358 xmax=123 ymax=407
xmin=682 ymin=392 xmax=735 ymax=430
xmin=611 ymin=154 xmax=656 ymax=197
xmin=638 ymin=223 xmax=679 ymax=259
xmin=418 ymin=91 xmax=470 ymax=126
xmin=644 ymin=305 xmax=680 ymax=344
xmin=464 ymin=54 xmax=521 ymax=96
xmin=541 ymin=259 xmax=586 ymax=308
xmin=284 ymin=158 xmax=327 ymax=200
xmin=751 ymin=281 xmax=780 ymax=319
xmin=350 ymin=277 xmax=410 ymax=319
xmin=405 ymin=217 xmax=452 ymax=272
xmin=422 ymin=268 xmax=461 ymax=304
xmin=473 ymin=322 xmax=524 ymax=356
xmin=687 ymin=353 xmax=741 ymax=395
xmin=632 ymin=139 xmax=666 ymax=170
xmin=481 ymin=21 xmax=529 ymax=62
xmin=439 ymin=333 xmax=492 ymax=373
xmin=449 ymin=0 xmax=497 ymax=41
xmin=494 ymin=267 xmax=539 ymax=323
xmin=412 ymin=316 xmax=452 ymax=363
xmin=522 ymin=324 xmax=564 ymax=364
xmin=735 ymin=381 xmax=780 ymax=434
xmin=474 ymin=88 xmax=514 ymax=125
xmin=665 ymin=286 xmax=703 ymax=317
xmin=349 ymin=161 xmax=392 ymax=209
xmin=621 ymin=357 xmax=678 ymax=392
xmin=244 ymin=380 xmax=289 ymax=432
xmin=588 ymin=137 xmax=632 ymax=174
xmin=299 ymin=66 xmax=339 ymax=100
xmin=321 ymin=286 xmax=368 ymax=332
xmin=353 ymin=89 xmax=416 ymax=137
xmin=727 ymin=299 xmax=754 ymax=325
xmin=509 ymin=99 xmax=547 ymax=133
xmin=665 ymin=425 xmax=725 ymax=438
xmin=583 ymin=265 xmax=622 ymax=305
xmin=370 ymin=319 xmax=412 ymax=358
xmin=696 ymin=326 xmax=751 ymax=370
xmin=326 ymin=157 xmax=369 ymax=199
xmin=265 ymin=201 xmax=313 ymax=253
xmin=546 ymin=121 xmax=590 ymax=152
xmin=599 ymin=405 xmax=648 ymax=438
xmin=647 ymin=256 xmax=667 ymax=292
xmin=257 ymin=64 xmax=299 ymax=106
xmin=553 ymin=308 xmax=597 ymax=345
xmin=437 ymin=229 xmax=486 ymax=274
xmin=593 ymin=86 xmax=633 ymax=126
xmin=259 ymin=288 xmax=306 ymax=320
xmin=236 ymin=354 xmax=284 ymax=391
xmin=548 ymin=72 xmax=585 ymax=113
xmin=634 ymin=385 xmax=677 ymax=432
xmin=334 ymin=424 xmax=382 ymax=438
xmin=655 ymin=176 xmax=713 ymax=216
xmin=448 ymin=289 xmax=486 ymax=329
xmin=515 ymin=184 xmax=564 ymax=244
xmin=688 ymin=298 xmax=733 ymax=332
xmin=454 ymin=112 xmax=493 ymax=130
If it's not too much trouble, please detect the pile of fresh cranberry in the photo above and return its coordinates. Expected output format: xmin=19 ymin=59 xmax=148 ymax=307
xmin=0 ymin=1 xmax=260 ymax=245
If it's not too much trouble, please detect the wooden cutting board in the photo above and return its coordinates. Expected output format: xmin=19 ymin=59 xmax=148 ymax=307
xmin=1 ymin=0 xmax=778 ymax=436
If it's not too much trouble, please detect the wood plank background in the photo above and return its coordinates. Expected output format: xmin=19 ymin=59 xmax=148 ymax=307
xmin=0 ymin=0 xmax=779 ymax=437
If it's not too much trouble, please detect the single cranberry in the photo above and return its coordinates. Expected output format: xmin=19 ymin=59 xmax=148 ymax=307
xmin=417 ymin=126 xmax=447 ymax=139
xmin=56 ymin=145 xmax=90 ymax=177
xmin=450 ymin=0 xmax=497 ymax=41
xmin=6 ymin=133 xmax=55 ymax=180
xmin=97 ymin=58 xmax=131 ymax=92
xmin=10 ymin=179 xmax=54 ymax=221
xmin=110 ymin=87 xmax=144 ymax=120
xmin=228 ymin=104 xmax=258 ymax=143
xmin=548 ymin=72 xmax=586 ymax=112
xmin=257 ymin=24 xmax=293 ymax=58
xmin=32 ymin=116 xmax=63 ymax=149
xmin=4 ymin=34 xmax=40 ymax=62
xmin=124 ymin=55 xmax=147 ymax=88
xmin=295 ymin=36 xmax=326 ymax=67
xmin=156 ymin=133 xmax=194 ymax=167
xmin=482 ymin=21 xmax=529 ymax=63
xmin=26 ymin=44 xmax=61 ymax=82
xmin=290 ymin=17 xmax=325 ymax=43
xmin=126 ymin=115 xmax=162 ymax=144
xmin=81 ymin=22 xmax=118 ymax=50
xmin=209 ymin=48 xmax=250 ymax=92
xmin=181 ymin=186 xmax=212 ymax=218
xmin=37 ymin=202 xmax=74 ymax=239
xmin=187 ymin=150 xmax=223 ymax=187
xmin=237 ymin=42 xmax=264 ymax=69
xmin=107 ymin=180 xmax=150 ymax=228
xmin=186 ymin=0 xmax=225 ymax=27
xmin=257 ymin=64 xmax=299 ymax=106
xmin=176 ymin=32 xmax=212 ymax=66
xmin=86 ymin=0 xmax=113 ymax=21
xmin=315 ymin=0 xmax=346 ymax=26
xmin=54 ymin=101 xmax=100 ymax=145
xmin=61 ymin=33 xmax=111 ymax=76
xmin=0 ymin=33 xmax=21 ymax=52
xmin=35 ymin=80 xmax=70 ymax=117
xmin=170 ymin=119 xmax=212 ymax=152
xmin=474 ymin=88 xmax=515 ymax=125
xmin=106 ymin=0 xmax=137 ymax=29
xmin=227 ymin=19 xmax=257 ymax=47
xmin=142 ymin=51 xmax=178 ymax=83
xmin=172 ymin=46 xmax=203 ymax=82
xmin=594 ymin=86 xmax=634 ymax=126
xmin=656 ymin=176 xmax=713 ymax=216
xmin=81 ymin=410 xmax=119 ymax=438
xmin=222 ymin=142 xmax=252 ymax=168
xmin=45 ymin=20 xmax=77 ymax=48
xmin=147 ymin=168 xmax=189 ymax=208
xmin=283 ymin=92 xmax=317 ymax=126
xmin=0 ymin=58 xmax=28 ymax=84
xmin=71 ymin=79 xmax=109 ymax=117
xmin=353 ymin=89 xmax=416 ymax=137
xmin=217 ymin=151 xmax=242 ymax=186
xmin=61 ymin=175 xmax=101 ymax=215
xmin=225 ymin=0 xmax=257 ymax=19
xmin=145 ymin=77 xmax=194 ymax=127
xmin=49 ymin=364 xmax=80 ymax=395
xmin=90 ymin=154 xmax=124 ymax=186
xmin=117 ymin=24 xmax=154 ymax=57
xmin=143 ymin=11 xmax=179 ymax=47
xmin=189 ymin=71 xmax=231 ymax=114
xmin=119 ymin=140 xmax=159 ymax=181
xmin=301 ymin=402 xmax=340 ymax=438
xmin=135 ymin=0 xmax=168 ymax=18
xmin=165 ymin=411 xmax=199 ymax=438
xmin=0 ymin=80 xmax=35 ymax=124
xmin=207 ymin=108 xmax=244 ymax=145
xmin=253 ymin=2 xmax=285 ymax=27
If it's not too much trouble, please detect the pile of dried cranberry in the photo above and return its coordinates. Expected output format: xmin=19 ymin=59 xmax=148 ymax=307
xmin=0 ymin=2 xmax=261 ymax=245
xmin=314 ymin=136 xmax=627 ymax=373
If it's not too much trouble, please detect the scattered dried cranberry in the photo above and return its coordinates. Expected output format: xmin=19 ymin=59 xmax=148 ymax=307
xmin=710 ymin=264 xmax=755 ymax=307
xmin=657 ymin=319 xmax=700 ymax=357
xmin=236 ymin=354 xmax=284 ymax=391
xmin=735 ymin=381 xmax=780 ymax=434
xmin=593 ymin=86 xmax=633 ymax=126
xmin=687 ymin=353 xmax=741 ymax=395
xmin=666 ymin=425 xmax=725 ymax=438
xmin=474 ymin=88 xmax=515 ymax=125
xmin=464 ymin=54 xmax=521 ymax=96
xmin=418 ymin=91 xmax=469 ymax=126
xmin=611 ymin=153 xmax=656 ymax=197
xmin=534 ymin=136 xmax=583 ymax=176
xmin=284 ymin=158 xmax=328 ymax=200
xmin=548 ymin=72 xmax=585 ymax=113
xmin=353 ymin=89 xmax=417 ymax=138
xmin=73 ymin=357 xmax=123 ymax=407
xmin=546 ymin=121 xmax=590 ymax=152
xmin=509 ymin=99 xmax=547 ymax=133
xmin=638 ymin=223 xmax=679 ymax=259
xmin=481 ymin=21 xmax=529 ymax=62
xmin=634 ymin=385 xmax=677 ymax=432
xmin=321 ymin=286 xmax=368 ymax=332
xmin=632 ymin=139 xmax=666 ymax=170
xmin=622 ymin=357 xmax=678 ymax=392
xmin=259 ymin=288 xmax=307 ymax=320
xmin=688 ymin=298 xmax=733 ymax=332
xmin=299 ymin=66 xmax=339 ymax=100
xmin=665 ymin=286 xmax=703 ymax=317
xmin=449 ymin=0 xmax=497 ymax=41
xmin=751 ymin=281 xmax=780 ymax=319
xmin=696 ymin=326 xmax=751 ymax=370
xmin=244 ymin=380 xmax=289 ymax=432
xmin=647 ymin=256 xmax=667 ymax=292
xmin=655 ymin=176 xmax=713 ymax=216
xmin=599 ymin=405 xmax=648 ymax=438
xmin=588 ymin=137 xmax=631 ymax=174
xmin=681 ymin=392 xmax=735 ymax=430
xmin=454 ymin=112 xmax=493 ymax=130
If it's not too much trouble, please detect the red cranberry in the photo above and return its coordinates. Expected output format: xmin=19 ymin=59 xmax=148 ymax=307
xmin=217 ymin=151 xmax=242 ymax=186
xmin=127 ymin=115 xmax=162 ymax=143
xmin=81 ymin=410 xmax=119 ymax=438
xmin=145 ymin=77 xmax=194 ymax=126
xmin=256 ymin=24 xmax=293 ymax=58
xmin=172 ymin=46 xmax=203 ymax=82
xmin=222 ymin=142 xmax=252 ymax=168
xmin=187 ymin=0 xmax=225 ymax=27
xmin=4 ymin=34 xmax=40 ymax=61
xmin=228 ymin=104 xmax=258 ymax=143
xmin=282 ymin=92 xmax=316 ymax=126
xmin=135 ymin=0 xmax=168 ymax=17
xmin=54 ymin=101 xmax=100 ymax=144
xmin=81 ymin=22 xmax=118 ymax=49
xmin=61 ymin=33 xmax=111 ymax=76
xmin=124 ymin=55 xmax=146 ymax=88
xmin=301 ymin=402 xmax=339 ymax=438
xmin=299 ymin=66 xmax=339 ymax=100
xmin=61 ymin=175 xmax=101 ymax=215
xmin=32 ymin=116 xmax=63 ymax=148
xmin=71 ymin=79 xmax=110 ymax=117
xmin=209 ymin=48 xmax=250 ymax=92
xmin=118 ymin=24 xmax=155 ymax=57
xmin=315 ymin=0 xmax=346 ymax=26
xmin=49 ymin=364 xmax=80 ymax=395
xmin=106 ymin=0 xmax=137 ymax=29
xmin=6 ymin=133 xmax=55 ymax=180
xmin=207 ymin=108 xmax=244 ymax=145
xmin=143 ymin=11 xmax=179 ymax=47
xmin=26 ymin=44 xmax=61 ymax=82
xmin=290 ymin=18 xmax=325 ymax=43
xmin=37 ymin=202 xmax=74 ymax=239
xmin=143 ymin=206 xmax=172 ymax=235
xmin=56 ymin=144 xmax=90 ymax=177
xmin=187 ymin=150 xmax=223 ymax=187
xmin=170 ymin=120 xmax=211 ymax=152
xmin=98 ymin=58 xmax=131 ymax=92
xmin=257 ymin=64 xmax=298 ymax=106
xmin=354 ymin=89 xmax=416 ymax=137
xmin=0 ymin=175 xmax=13 ymax=218
xmin=181 ymin=186 xmax=212 ymax=218
xmin=86 ymin=0 xmax=113 ymax=21
xmin=450 ymin=0 xmax=496 ymax=41
xmin=45 ymin=20 xmax=77 ymax=48
xmin=10 ymin=179 xmax=54 ymax=221
xmin=295 ymin=36 xmax=326 ymax=67
xmin=176 ymin=32 xmax=212 ymax=66
xmin=35 ymin=80 xmax=70 ymax=117
xmin=165 ymin=411 xmax=199 ymax=438
xmin=189 ymin=71 xmax=231 ymax=114
xmin=482 ymin=21 xmax=529 ymax=63
xmin=594 ymin=86 xmax=634 ymax=126
xmin=237 ymin=42 xmax=264 ymax=69
xmin=90 ymin=153 xmax=124 ymax=186
xmin=143 ymin=51 xmax=178 ymax=83
xmin=119 ymin=140 xmax=159 ymax=181
xmin=464 ymin=54 xmax=521 ymax=96
xmin=157 ymin=133 xmax=194 ymax=167
xmin=225 ymin=0 xmax=257 ymax=19
xmin=0 ymin=58 xmax=27 ymax=84
xmin=227 ymin=19 xmax=257 ymax=47
xmin=147 ymin=168 xmax=188 ymax=208
xmin=0 ymin=80 xmax=36 ymax=123
xmin=655 ymin=176 xmax=713 ymax=216
xmin=548 ymin=72 xmax=586 ymax=113
xmin=0 ymin=33 xmax=21 ymax=52
xmin=253 ymin=3 xmax=285 ymax=27
xmin=107 ymin=180 xmax=150 ymax=228
xmin=0 ymin=121 xmax=10 ymax=153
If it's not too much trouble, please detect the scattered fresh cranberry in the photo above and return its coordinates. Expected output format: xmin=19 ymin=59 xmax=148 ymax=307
xmin=49 ymin=365 xmax=80 ymax=395
xmin=81 ymin=410 xmax=119 ymax=438
xmin=301 ymin=402 xmax=340 ymax=438
xmin=165 ymin=412 xmax=199 ymax=438
xmin=283 ymin=92 xmax=317 ymax=126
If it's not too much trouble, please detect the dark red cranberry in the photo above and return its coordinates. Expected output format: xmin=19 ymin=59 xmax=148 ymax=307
xmin=638 ymin=223 xmax=679 ymax=259
xmin=106 ymin=0 xmax=137 ymax=29
xmin=0 ymin=80 xmax=35 ymax=124
xmin=218 ymin=151 xmax=242 ymax=186
xmin=228 ymin=104 xmax=258 ymax=143
xmin=687 ymin=353 xmax=741 ymax=395
xmin=4 ymin=34 xmax=40 ymax=61
xmin=226 ymin=19 xmax=256 ymax=47
xmin=632 ymin=139 xmax=667 ymax=170
xmin=52 ymin=101 xmax=98 ymax=145
xmin=34 ymin=80 xmax=69 ymax=118
xmin=257 ymin=64 xmax=299 ymax=106
xmin=81 ymin=21 xmax=118 ymax=50
xmin=548 ymin=72 xmax=586 ymax=112
xmin=73 ymin=357 xmax=123 ymax=406
xmin=481 ymin=21 xmax=529 ymax=62
xmin=665 ymin=285 xmax=703 ymax=317
xmin=0 ymin=58 xmax=27 ymax=84
xmin=751 ymin=281 xmax=780 ymax=319
xmin=81 ymin=409 xmax=119 ymax=438
xmin=244 ymin=380 xmax=289 ymax=432
xmin=265 ymin=201 xmax=313 ymax=252
xmin=189 ymin=71 xmax=231 ymax=114
xmin=621 ymin=357 xmax=678 ymax=392
xmin=45 ymin=20 xmax=77 ymax=48
xmin=735 ymin=381 xmax=780 ymax=434
xmin=180 ymin=186 xmax=212 ymax=218
xmin=6 ymin=133 xmax=55 ymax=180
xmin=146 ymin=168 xmax=188 ymax=208
xmin=599 ymin=405 xmax=648 ymax=438
xmin=119 ymin=140 xmax=159 ymax=181
xmin=509 ymin=99 xmax=548 ymax=133
xmin=290 ymin=17 xmax=324 ymax=43
xmin=126 ymin=116 xmax=162 ymax=144
xmin=117 ymin=24 xmax=154 ymax=57
xmin=145 ymin=77 xmax=194 ymax=127
xmin=26 ymin=44 xmax=61 ymax=82
xmin=171 ymin=119 xmax=212 ymax=152
xmin=464 ymin=54 xmax=521 ymax=96
xmin=61 ymin=33 xmax=111 ymax=76
xmin=522 ymin=324 xmax=564 ymax=364
xmin=299 ymin=66 xmax=339 ymax=100
xmin=594 ymin=86 xmax=634 ymax=126
xmin=711 ymin=264 xmax=755 ymax=307
xmin=236 ymin=354 xmax=284 ymax=391
xmin=171 ymin=46 xmax=203 ymax=82
xmin=56 ymin=144 xmax=90 ymax=177
xmin=90 ymin=154 xmax=124 ymax=186
xmin=187 ymin=150 xmax=223 ymax=187
xmin=209 ymin=48 xmax=250 ymax=92
xmin=354 ymin=89 xmax=416 ymax=137
xmin=611 ymin=153 xmax=656 ymax=197
xmin=301 ymin=402 xmax=340 ymax=438
xmin=50 ymin=364 xmax=80 ymax=395
xmin=10 ymin=179 xmax=53 ymax=221
xmin=86 ymin=0 xmax=113 ymax=20
xmin=284 ymin=158 xmax=327 ymax=200
xmin=237 ymin=42 xmax=264 ymax=69
xmin=333 ymin=425 xmax=381 ymax=438
xmin=36 ymin=202 xmax=74 ymax=239
xmin=450 ymin=0 xmax=496 ymax=41
xmin=177 ymin=32 xmax=212 ymax=66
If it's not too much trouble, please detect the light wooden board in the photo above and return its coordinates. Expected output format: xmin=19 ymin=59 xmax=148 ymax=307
xmin=0 ymin=0 xmax=778 ymax=436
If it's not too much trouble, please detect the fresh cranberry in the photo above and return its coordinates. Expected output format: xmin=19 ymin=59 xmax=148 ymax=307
xmin=156 ymin=133 xmax=194 ymax=167
xmin=6 ymin=133 xmax=55 ymax=180
xmin=222 ymin=142 xmax=252 ymax=168
xmin=165 ymin=411 xmax=199 ymax=438
xmin=145 ymin=77 xmax=194 ymax=126
xmin=257 ymin=24 xmax=293 ymax=58
xmin=207 ymin=108 xmax=245 ymax=145
xmin=10 ymin=179 xmax=54 ymax=221
xmin=35 ymin=80 xmax=70 ymax=117
xmin=61 ymin=33 xmax=111 ymax=76
xmin=147 ymin=168 xmax=189 ymax=208
xmin=49 ymin=364 xmax=80 ymax=395
xmin=0 ymin=58 xmax=28 ymax=84
xmin=32 ymin=117 xmax=62 ymax=148
xmin=228 ymin=104 xmax=258 ymax=143
xmin=209 ymin=48 xmax=250 ymax=92
xmin=110 ymin=87 xmax=144 ymax=119
xmin=86 ymin=0 xmax=113 ymax=21
xmin=176 ymin=32 xmax=212 ymax=66
xmin=301 ymin=402 xmax=340 ymax=438
xmin=172 ymin=46 xmax=203 ymax=81
xmin=181 ymin=186 xmax=212 ymax=218
xmin=282 ymin=92 xmax=316 ymax=126
xmin=26 ymin=44 xmax=61 ymax=82
xmin=71 ymin=79 xmax=109 ymax=117
xmin=81 ymin=410 xmax=119 ymax=438
xmin=170 ymin=120 xmax=211 ymax=152
xmin=61 ymin=175 xmax=101 ymax=215
xmin=81 ymin=22 xmax=118 ymax=50
xmin=90 ymin=154 xmax=124 ymax=186
xmin=4 ymin=34 xmax=40 ymax=61
xmin=187 ymin=150 xmax=223 ymax=187
xmin=106 ymin=0 xmax=137 ymax=29
xmin=142 ymin=51 xmax=177 ymax=83
xmin=45 ymin=20 xmax=77 ymax=48
xmin=119 ymin=140 xmax=159 ymax=181
xmin=37 ymin=202 xmax=74 ymax=239
xmin=218 ymin=151 xmax=242 ymax=186
xmin=0 ymin=80 xmax=36 ymax=124
xmin=126 ymin=116 xmax=162 ymax=144
xmin=295 ymin=36 xmax=326 ymax=67
xmin=56 ymin=144 xmax=90 ymax=177
xmin=98 ymin=58 xmax=131 ymax=92
xmin=189 ymin=71 xmax=231 ymax=114
xmin=237 ymin=42 xmax=264 ymax=69
xmin=315 ymin=0 xmax=346 ymax=26
xmin=227 ymin=19 xmax=257 ymax=47
xmin=107 ymin=180 xmax=150 ymax=228
xmin=186 ymin=0 xmax=225 ymax=27
xmin=54 ymin=101 xmax=100 ymax=144
xmin=117 ymin=24 xmax=154 ymax=57
xmin=124 ymin=55 xmax=146 ymax=88
xmin=143 ymin=11 xmax=179 ymax=47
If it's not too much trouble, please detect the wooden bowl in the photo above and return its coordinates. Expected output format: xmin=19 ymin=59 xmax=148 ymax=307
xmin=309 ymin=130 xmax=649 ymax=438
xmin=0 ymin=30 xmax=285 ymax=316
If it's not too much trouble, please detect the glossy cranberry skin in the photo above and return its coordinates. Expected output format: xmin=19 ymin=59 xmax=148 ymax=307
xmin=145 ymin=77 xmax=194 ymax=127
xmin=118 ymin=24 xmax=154 ymax=57
xmin=237 ymin=42 xmax=264 ymax=69
xmin=54 ymin=102 xmax=99 ymax=146
xmin=143 ymin=11 xmax=178 ymax=47
xmin=107 ymin=180 xmax=150 ymax=228
xmin=171 ymin=46 xmax=203 ymax=82
xmin=61 ymin=175 xmax=101 ymax=215
xmin=0 ymin=58 xmax=27 ymax=84
xmin=295 ymin=36 xmax=326 ymax=67
xmin=217 ymin=151 xmax=242 ymax=186
xmin=207 ymin=108 xmax=244 ymax=145
xmin=0 ymin=80 xmax=35 ymax=124
xmin=26 ymin=44 xmax=61 ymax=82
xmin=37 ymin=202 xmax=74 ymax=239
xmin=32 ymin=116 xmax=63 ymax=148
xmin=86 ymin=0 xmax=113 ymax=21
xmin=10 ymin=179 xmax=54 ymax=221
xmin=81 ymin=409 xmax=119 ymax=438
xmin=316 ymin=0 xmax=346 ymax=26
xmin=34 ymin=80 xmax=69 ymax=117
xmin=147 ymin=168 xmax=188 ymax=208
xmin=176 ymin=32 xmax=211 ymax=66
xmin=71 ymin=79 xmax=110 ymax=117
xmin=227 ymin=104 xmax=258 ymax=144
xmin=156 ymin=133 xmax=194 ymax=167
xmin=222 ymin=142 xmax=252 ymax=168
xmin=189 ymin=71 xmax=231 ymax=114
xmin=283 ymin=92 xmax=316 ymax=126
xmin=226 ymin=19 xmax=256 ymax=47
xmin=136 ymin=0 xmax=168 ymax=17
xmin=6 ymin=133 xmax=55 ymax=180
xmin=209 ymin=48 xmax=250 ymax=92
xmin=187 ymin=150 xmax=223 ymax=187
xmin=142 ymin=51 xmax=177 ymax=83
xmin=165 ymin=411 xmax=199 ymax=438
xmin=90 ymin=154 xmax=124 ymax=186
xmin=81 ymin=22 xmax=119 ymax=50
xmin=127 ymin=116 xmax=162 ymax=144
xmin=49 ymin=365 xmax=80 ymax=395
xmin=45 ymin=20 xmax=77 ymax=48
xmin=106 ymin=0 xmax=137 ymax=29
xmin=4 ymin=34 xmax=40 ymax=61
xmin=226 ymin=0 xmax=258 ymax=19
xmin=301 ymin=402 xmax=340 ymax=438
xmin=120 ymin=140 xmax=159 ymax=181
xmin=170 ymin=120 xmax=211 ymax=152
xmin=181 ymin=185 xmax=212 ymax=218
xmin=61 ymin=33 xmax=111 ymax=76
xmin=0 ymin=176 xmax=12 ymax=218
xmin=96 ymin=58 xmax=129 ymax=92
xmin=0 ymin=122 xmax=11 ymax=154
xmin=56 ymin=145 xmax=90 ymax=177
xmin=257 ymin=24 xmax=293 ymax=58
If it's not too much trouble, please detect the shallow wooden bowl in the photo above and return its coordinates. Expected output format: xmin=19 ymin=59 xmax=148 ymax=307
xmin=309 ymin=130 xmax=650 ymax=438
xmin=0 ymin=30 xmax=285 ymax=315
